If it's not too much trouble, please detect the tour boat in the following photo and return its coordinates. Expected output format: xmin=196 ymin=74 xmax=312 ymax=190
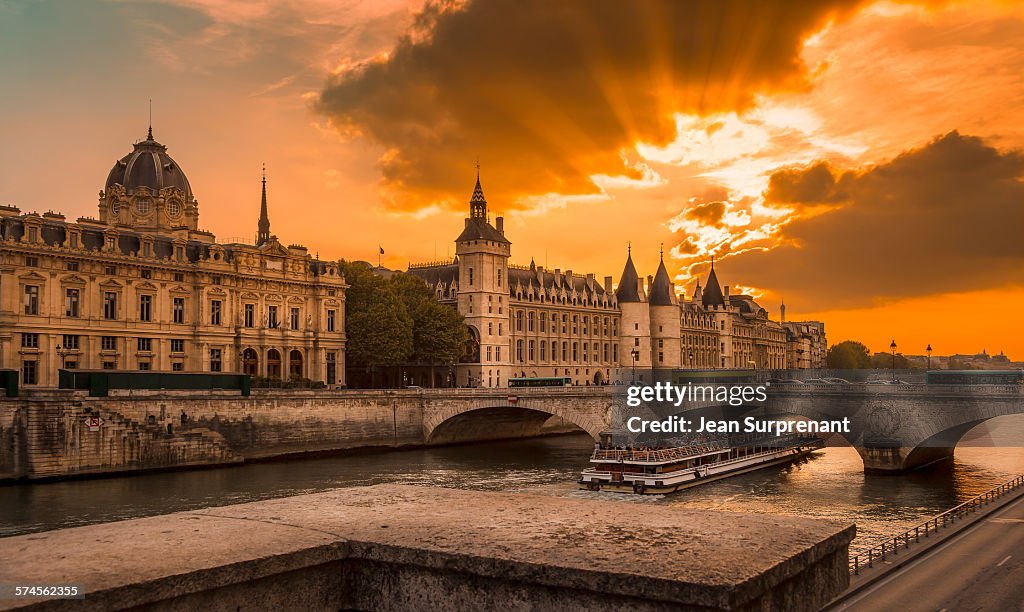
xmin=578 ymin=434 xmax=824 ymax=495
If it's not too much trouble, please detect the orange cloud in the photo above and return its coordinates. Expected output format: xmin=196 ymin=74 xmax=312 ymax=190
xmin=317 ymin=0 xmax=867 ymax=211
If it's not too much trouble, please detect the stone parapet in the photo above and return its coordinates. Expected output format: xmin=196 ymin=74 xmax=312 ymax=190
xmin=0 ymin=485 xmax=855 ymax=611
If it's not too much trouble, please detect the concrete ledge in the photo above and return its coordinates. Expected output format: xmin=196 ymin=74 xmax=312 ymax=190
xmin=0 ymin=485 xmax=854 ymax=611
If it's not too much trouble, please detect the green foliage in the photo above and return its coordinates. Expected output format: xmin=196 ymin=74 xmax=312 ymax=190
xmin=390 ymin=272 xmax=469 ymax=366
xmin=871 ymin=352 xmax=917 ymax=369
xmin=338 ymin=261 xmax=413 ymax=369
xmin=826 ymin=340 xmax=872 ymax=369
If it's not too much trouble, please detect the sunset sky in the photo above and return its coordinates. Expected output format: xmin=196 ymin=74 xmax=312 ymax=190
xmin=2 ymin=0 xmax=1023 ymax=357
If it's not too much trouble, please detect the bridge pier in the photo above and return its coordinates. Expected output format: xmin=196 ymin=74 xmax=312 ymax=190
xmin=860 ymin=445 xmax=956 ymax=474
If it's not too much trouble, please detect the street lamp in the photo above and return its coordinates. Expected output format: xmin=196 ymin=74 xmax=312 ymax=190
xmin=890 ymin=339 xmax=897 ymax=381
xmin=55 ymin=344 xmax=70 ymax=370
xmin=926 ymin=344 xmax=933 ymax=370
xmin=630 ymin=348 xmax=639 ymax=383
xmin=688 ymin=351 xmax=695 ymax=369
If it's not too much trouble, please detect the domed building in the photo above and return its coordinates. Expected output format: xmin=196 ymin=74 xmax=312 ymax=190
xmin=100 ymin=127 xmax=198 ymax=231
xmin=0 ymin=125 xmax=347 ymax=388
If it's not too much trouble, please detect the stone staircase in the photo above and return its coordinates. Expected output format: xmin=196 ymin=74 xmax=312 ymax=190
xmin=24 ymin=401 xmax=243 ymax=479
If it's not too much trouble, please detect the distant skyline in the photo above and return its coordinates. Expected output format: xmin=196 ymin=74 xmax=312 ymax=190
xmin=2 ymin=0 xmax=1023 ymax=357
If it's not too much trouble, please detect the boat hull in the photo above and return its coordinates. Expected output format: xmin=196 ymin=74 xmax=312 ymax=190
xmin=578 ymin=443 xmax=821 ymax=495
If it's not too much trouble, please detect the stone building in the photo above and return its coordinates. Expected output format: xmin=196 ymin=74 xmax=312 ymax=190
xmin=0 ymin=127 xmax=347 ymax=387
xmin=408 ymin=172 xmax=826 ymax=387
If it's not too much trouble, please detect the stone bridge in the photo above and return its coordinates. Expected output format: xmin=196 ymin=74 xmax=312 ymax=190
xmin=421 ymin=383 xmax=1024 ymax=473
xmin=419 ymin=387 xmax=614 ymax=444
xmin=763 ymin=383 xmax=1024 ymax=473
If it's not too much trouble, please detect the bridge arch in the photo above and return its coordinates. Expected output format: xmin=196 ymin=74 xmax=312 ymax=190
xmin=424 ymin=398 xmax=609 ymax=445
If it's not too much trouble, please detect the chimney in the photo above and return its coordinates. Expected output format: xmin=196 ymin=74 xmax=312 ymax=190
xmin=647 ymin=275 xmax=653 ymax=292
xmin=496 ymin=216 xmax=504 ymax=235
xmin=604 ymin=276 xmax=613 ymax=292
xmin=554 ymin=269 xmax=561 ymax=284
xmin=724 ymin=285 xmax=730 ymax=304
xmin=465 ymin=218 xmax=470 ymax=228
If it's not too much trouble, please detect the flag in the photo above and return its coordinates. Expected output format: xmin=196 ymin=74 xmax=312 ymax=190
xmin=379 ymin=247 xmax=384 ymax=255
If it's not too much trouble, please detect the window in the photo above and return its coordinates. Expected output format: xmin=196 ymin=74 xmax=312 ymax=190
xmin=495 ymin=346 xmax=501 ymax=361
xmin=65 ymin=288 xmax=80 ymax=318
xmin=172 ymin=362 xmax=184 ymax=371
xmin=139 ymin=295 xmax=152 ymax=321
xmin=142 ymin=242 xmax=152 ymax=257
xmin=211 ymin=300 xmax=222 ymax=325
xmin=104 ymin=292 xmax=118 ymax=320
xmin=245 ymin=304 xmax=255 ymax=328
xmin=528 ymin=340 xmax=535 ymax=360
xmin=326 ymin=352 xmax=337 ymax=384
xmin=62 ymin=335 xmax=79 ymax=350
xmin=24 ymin=285 xmax=39 ymax=315
xmin=327 ymin=288 xmax=337 ymax=296
xmin=173 ymin=272 xmax=184 ymax=282
xmin=516 ymin=340 xmax=523 ymax=361
xmin=211 ymin=275 xmax=222 ymax=285
xmin=209 ymin=348 xmax=222 ymax=372
xmin=69 ymin=234 xmax=79 ymax=248
xmin=173 ymin=297 xmax=185 ymax=324
xmin=21 ymin=361 xmax=37 ymax=385
xmin=488 ymin=322 xmax=493 ymax=335
xmin=137 ymin=337 xmax=152 ymax=352
xmin=290 ymin=307 xmax=300 ymax=330
xmin=66 ymin=261 xmax=79 ymax=271
xmin=101 ymin=336 xmax=117 ymax=351
xmin=468 ymin=268 xmax=473 ymax=286
xmin=103 ymin=361 xmax=115 ymax=370
xmin=139 ymin=362 xmax=151 ymax=371
xmin=486 ymin=346 xmax=492 ymax=361
xmin=105 ymin=265 xmax=117 ymax=275
xmin=27 ymin=227 xmax=37 ymax=242
xmin=327 ymin=309 xmax=336 ymax=332
xmin=171 ymin=339 xmax=185 ymax=353
xmin=268 ymin=305 xmax=278 ymax=328
xmin=141 ymin=269 xmax=152 ymax=279
xmin=174 ymin=247 xmax=184 ymax=262
xmin=105 ymin=236 xmax=116 ymax=251
xmin=25 ymin=255 xmax=39 ymax=267
xmin=21 ymin=333 xmax=39 ymax=349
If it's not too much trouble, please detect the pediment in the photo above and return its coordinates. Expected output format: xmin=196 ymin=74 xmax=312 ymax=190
xmin=60 ymin=274 xmax=88 ymax=286
xmin=240 ymin=292 xmax=261 ymax=301
xmin=168 ymin=284 xmax=192 ymax=294
xmin=136 ymin=281 xmax=159 ymax=291
xmin=98 ymin=279 xmax=124 ymax=289
xmin=17 ymin=271 xmax=47 ymax=282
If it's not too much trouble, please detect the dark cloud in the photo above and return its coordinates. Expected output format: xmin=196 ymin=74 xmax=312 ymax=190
xmin=765 ymin=161 xmax=848 ymax=206
xmin=722 ymin=131 xmax=1024 ymax=308
xmin=318 ymin=0 xmax=863 ymax=209
xmin=685 ymin=201 xmax=727 ymax=226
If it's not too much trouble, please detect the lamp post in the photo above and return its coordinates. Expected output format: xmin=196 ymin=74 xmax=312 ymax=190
xmin=55 ymin=344 xmax=70 ymax=369
xmin=926 ymin=344 xmax=933 ymax=370
xmin=630 ymin=348 xmax=639 ymax=383
xmin=890 ymin=339 xmax=897 ymax=382
xmin=688 ymin=351 xmax=695 ymax=369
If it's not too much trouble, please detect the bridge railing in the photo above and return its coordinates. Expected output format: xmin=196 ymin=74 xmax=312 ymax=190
xmin=849 ymin=474 xmax=1024 ymax=576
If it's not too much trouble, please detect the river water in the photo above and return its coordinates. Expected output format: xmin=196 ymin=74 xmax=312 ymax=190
xmin=3 ymin=417 xmax=1023 ymax=554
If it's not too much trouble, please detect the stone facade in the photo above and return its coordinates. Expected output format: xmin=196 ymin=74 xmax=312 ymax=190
xmin=409 ymin=172 xmax=827 ymax=387
xmin=0 ymin=127 xmax=347 ymax=387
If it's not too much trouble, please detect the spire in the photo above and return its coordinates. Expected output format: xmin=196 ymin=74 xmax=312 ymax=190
xmin=780 ymin=296 xmax=786 ymax=322
xmin=701 ymin=255 xmax=725 ymax=307
xmin=616 ymin=245 xmax=643 ymax=303
xmin=469 ymin=160 xmax=487 ymax=220
xmin=256 ymin=164 xmax=271 ymax=246
xmin=650 ymin=254 xmax=674 ymax=306
xmin=147 ymin=99 xmax=153 ymax=141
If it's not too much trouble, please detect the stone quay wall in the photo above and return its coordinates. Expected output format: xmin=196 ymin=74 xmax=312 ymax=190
xmin=0 ymin=388 xmax=602 ymax=481
xmin=0 ymin=485 xmax=856 ymax=612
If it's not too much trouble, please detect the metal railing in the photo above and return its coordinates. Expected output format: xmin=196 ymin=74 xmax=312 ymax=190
xmin=849 ymin=474 xmax=1024 ymax=576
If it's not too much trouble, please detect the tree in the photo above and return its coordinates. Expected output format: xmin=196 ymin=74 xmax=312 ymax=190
xmin=390 ymin=272 xmax=469 ymax=386
xmin=338 ymin=261 xmax=412 ymax=386
xmin=826 ymin=340 xmax=872 ymax=369
xmin=870 ymin=352 xmax=916 ymax=370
